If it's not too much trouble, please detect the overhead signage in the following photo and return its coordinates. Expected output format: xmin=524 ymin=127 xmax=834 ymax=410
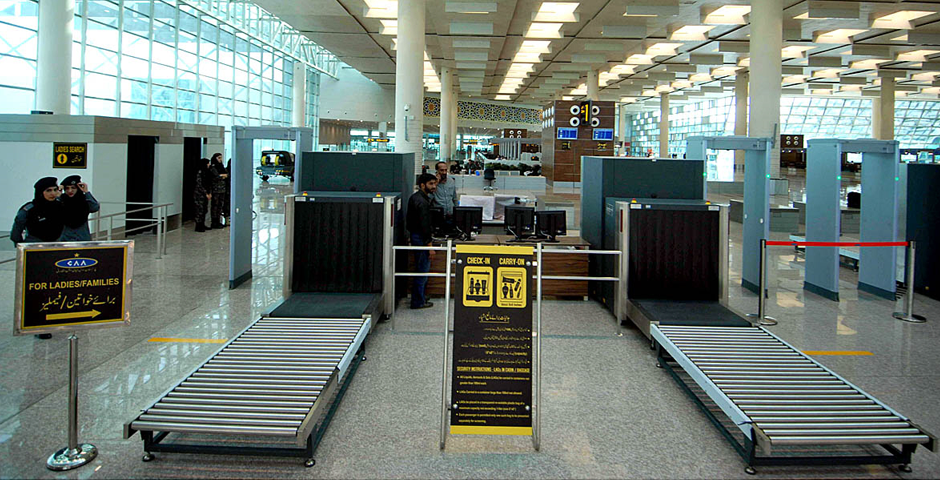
xmin=556 ymin=127 xmax=578 ymax=140
xmin=451 ymin=245 xmax=533 ymax=436
xmin=366 ymin=138 xmax=389 ymax=143
xmin=53 ymin=143 xmax=87 ymax=169
xmin=593 ymin=128 xmax=613 ymax=141
xmin=560 ymin=141 xmax=572 ymax=151
xmin=15 ymin=241 xmax=134 ymax=335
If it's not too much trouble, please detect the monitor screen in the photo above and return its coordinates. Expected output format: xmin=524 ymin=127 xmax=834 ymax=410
xmin=454 ymin=206 xmax=483 ymax=235
xmin=593 ymin=128 xmax=613 ymax=141
xmin=430 ymin=206 xmax=445 ymax=236
xmin=504 ymin=206 xmax=535 ymax=238
xmin=557 ymin=127 xmax=578 ymax=140
xmin=536 ymin=210 xmax=567 ymax=239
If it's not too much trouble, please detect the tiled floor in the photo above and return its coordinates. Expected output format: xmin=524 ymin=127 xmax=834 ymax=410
xmin=1 ymin=176 xmax=938 ymax=479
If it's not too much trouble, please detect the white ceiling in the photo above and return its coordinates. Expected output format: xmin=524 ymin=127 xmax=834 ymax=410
xmin=253 ymin=0 xmax=940 ymax=106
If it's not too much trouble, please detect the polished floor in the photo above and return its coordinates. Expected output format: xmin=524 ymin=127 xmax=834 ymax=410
xmin=1 ymin=177 xmax=939 ymax=479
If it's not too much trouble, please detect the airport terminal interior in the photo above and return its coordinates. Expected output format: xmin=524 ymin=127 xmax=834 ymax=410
xmin=2 ymin=0 xmax=940 ymax=479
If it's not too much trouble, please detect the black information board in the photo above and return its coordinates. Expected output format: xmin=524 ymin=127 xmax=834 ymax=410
xmin=450 ymin=245 xmax=532 ymax=436
xmin=15 ymin=242 xmax=133 ymax=335
xmin=53 ymin=142 xmax=88 ymax=169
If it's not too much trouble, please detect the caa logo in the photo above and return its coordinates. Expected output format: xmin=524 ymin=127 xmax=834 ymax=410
xmin=55 ymin=257 xmax=98 ymax=269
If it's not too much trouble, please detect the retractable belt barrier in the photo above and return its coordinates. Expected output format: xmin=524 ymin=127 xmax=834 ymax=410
xmin=755 ymin=240 xmax=926 ymax=325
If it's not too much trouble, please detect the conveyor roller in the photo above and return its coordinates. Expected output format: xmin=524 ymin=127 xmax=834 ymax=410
xmin=652 ymin=324 xmax=936 ymax=472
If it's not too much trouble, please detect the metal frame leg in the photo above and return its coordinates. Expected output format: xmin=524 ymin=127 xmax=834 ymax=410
xmin=894 ymin=241 xmax=926 ymax=323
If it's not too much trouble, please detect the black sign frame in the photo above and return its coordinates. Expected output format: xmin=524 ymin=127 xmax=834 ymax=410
xmin=450 ymin=244 xmax=533 ymax=436
xmin=53 ymin=142 xmax=88 ymax=169
xmin=14 ymin=241 xmax=134 ymax=335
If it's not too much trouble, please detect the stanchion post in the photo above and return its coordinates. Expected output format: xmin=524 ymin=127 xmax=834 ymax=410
xmin=47 ymin=334 xmax=97 ymax=471
xmin=894 ymin=240 xmax=926 ymax=323
xmin=156 ymin=207 xmax=163 ymax=259
xmin=533 ymin=242 xmax=542 ymax=451
xmin=439 ymin=240 xmax=453 ymax=449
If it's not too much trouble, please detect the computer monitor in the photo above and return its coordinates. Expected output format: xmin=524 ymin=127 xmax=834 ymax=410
xmin=454 ymin=206 xmax=483 ymax=241
xmin=430 ymin=206 xmax=446 ymax=237
xmin=504 ymin=205 xmax=535 ymax=241
xmin=535 ymin=210 xmax=567 ymax=242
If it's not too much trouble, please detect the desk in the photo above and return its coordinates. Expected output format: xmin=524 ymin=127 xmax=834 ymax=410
xmin=415 ymin=234 xmax=589 ymax=298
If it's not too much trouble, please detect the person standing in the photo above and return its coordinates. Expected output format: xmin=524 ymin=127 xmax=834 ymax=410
xmin=58 ymin=175 xmax=100 ymax=241
xmin=407 ymin=173 xmax=438 ymax=309
xmin=208 ymin=153 xmax=228 ymax=229
xmin=193 ymin=158 xmax=212 ymax=232
xmin=222 ymin=158 xmax=231 ymax=225
xmin=431 ymin=161 xmax=458 ymax=230
xmin=12 ymin=177 xmax=64 ymax=340
xmin=11 ymin=177 xmax=64 ymax=244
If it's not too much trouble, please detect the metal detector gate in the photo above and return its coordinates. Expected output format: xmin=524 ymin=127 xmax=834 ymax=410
xmin=229 ymin=126 xmax=315 ymax=289
xmin=687 ymin=136 xmax=773 ymax=294
xmin=393 ymin=241 xmax=621 ymax=451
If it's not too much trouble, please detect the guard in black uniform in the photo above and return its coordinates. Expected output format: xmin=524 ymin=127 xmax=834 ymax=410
xmin=12 ymin=176 xmax=64 ymax=339
xmin=208 ymin=153 xmax=228 ymax=229
xmin=193 ymin=158 xmax=212 ymax=232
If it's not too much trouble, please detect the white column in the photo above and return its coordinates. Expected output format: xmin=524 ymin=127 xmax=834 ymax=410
xmin=440 ymin=67 xmax=453 ymax=162
xmin=292 ymin=62 xmax=306 ymax=127
xmin=871 ymin=97 xmax=882 ymax=139
xmin=36 ymin=0 xmax=74 ymax=114
xmin=748 ymin=0 xmax=783 ymax=177
xmin=450 ymin=87 xmax=458 ymax=159
xmin=587 ymin=69 xmax=600 ymax=101
xmin=659 ymin=93 xmax=669 ymax=157
xmin=394 ymin=0 xmax=426 ymax=172
xmin=734 ymin=71 xmax=749 ymax=180
xmin=878 ymin=78 xmax=895 ymax=140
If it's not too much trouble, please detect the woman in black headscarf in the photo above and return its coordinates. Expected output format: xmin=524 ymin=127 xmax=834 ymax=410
xmin=11 ymin=177 xmax=64 ymax=244
xmin=59 ymin=175 xmax=100 ymax=241
xmin=194 ymin=158 xmax=212 ymax=232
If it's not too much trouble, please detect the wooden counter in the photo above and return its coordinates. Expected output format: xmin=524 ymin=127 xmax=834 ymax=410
xmin=411 ymin=234 xmax=589 ymax=298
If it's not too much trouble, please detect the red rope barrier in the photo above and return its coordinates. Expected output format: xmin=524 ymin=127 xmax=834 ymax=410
xmin=766 ymin=241 xmax=908 ymax=247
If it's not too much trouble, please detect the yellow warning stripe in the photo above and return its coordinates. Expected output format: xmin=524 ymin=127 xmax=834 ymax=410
xmin=450 ymin=425 xmax=533 ymax=436
xmin=149 ymin=337 xmax=227 ymax=344
xmin=802 ymin=350 xmax=873 ymax=356
xmin=456 ymin=245 xmax=533 ymax=256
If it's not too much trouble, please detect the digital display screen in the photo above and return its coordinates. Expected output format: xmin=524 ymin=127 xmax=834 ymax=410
xmin=846 ymin=152 xmax=862 ymax=164
xmin=593 ymin=128 xmax=613 ymax=141
xmin=557 ymin=127 xmax=578 ymax=140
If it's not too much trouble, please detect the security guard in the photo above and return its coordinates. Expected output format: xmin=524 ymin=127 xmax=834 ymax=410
xmin=11 ymin=177 xmax=64 ymax=245
xmin=208 ymin=153 xmax=228 ymax=229
xmin=59 ymin=175 xmax=100 ymax=241
xmin=194 ymin=158 xmax=211 ymax=232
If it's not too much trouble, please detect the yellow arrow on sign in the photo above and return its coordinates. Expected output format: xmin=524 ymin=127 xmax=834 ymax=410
xmin=46 ymin=310 xmax=101 ymax=321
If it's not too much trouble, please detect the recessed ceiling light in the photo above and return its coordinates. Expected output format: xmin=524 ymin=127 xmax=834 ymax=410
xmin=871 ymin=10 xmax=933 ymax=29
xmin=562 ymin=96 xmax=575 ymax=100
xmin=704 ymin=5 xmax=751 ymax=25
xmin=850 ymin=58 xmax=890 ymax=69
xmin=379 ymin=19 xmax=398 ymax=35
xmin=813 ymin=29 xmax=867 ymax=44
xmin=689 ymin=73 xmax=712 ymax=82
xmin=813 ymin=68 xmax=844 ymax=78
xmin=495 ymin=94 xmax=512 ymax=100
xmin=626 ymin=54 xmax=654 ymax=65
xmin=782 ymin=74 xmax=806 ymax=83
xmin=364 ymin=0 xmax=397 ymax=18
xmin=911 ymin=71 xmax=940 ymax=82
xmin=518 ymin=40 xmax=552 ymax=54
xmin=669 ymin=25 xmax=715 ymax=41
xmin=533 ymin=2 xmax=579 ymax=22
xmin=896 ymin=49 xmax=940 ymax=62
xmin=641 ymin=89 xmax=657 ymax=97
xmin=710 ymin=66 xmax=740 ymax=77
xmin=646 ymin=42 xmax=683 ymax=56
xmin=525 ymin=22 xmax=563 ymax=38
xmin=609 ymin=64 xmax=635 ymax=75
xmin=512 ymin=52 xmax=542 ymax=63
xmin=781 ymin=45 xmax=813 ymax=58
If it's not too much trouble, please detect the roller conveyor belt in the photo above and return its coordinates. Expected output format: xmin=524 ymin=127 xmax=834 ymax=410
xmin=124 ymin=316 xmax=370 ymax=466
xmin=652 ymin=324 xmax=936 ymax=472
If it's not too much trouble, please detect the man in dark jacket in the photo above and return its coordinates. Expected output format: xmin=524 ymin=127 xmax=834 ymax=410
xmin=407 ymin=173 xmax=438 ymax=309
xmin=208 ymin=153 xmax=228 ymax=229
xmin=194 ymin=158 xmax=212 ymax=232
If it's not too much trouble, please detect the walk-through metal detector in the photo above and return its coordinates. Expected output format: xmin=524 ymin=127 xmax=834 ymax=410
xmin=687 ymin=136 xmax=773 ymax=293
xmin=804 ymin=139 xmax=900 ymax=300
xmin=230 ymin=126 xmax=315 ymax=289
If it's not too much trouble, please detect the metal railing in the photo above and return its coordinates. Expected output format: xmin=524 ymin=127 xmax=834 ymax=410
xmin=0 ymin=202 xmax=173 ymax=265
xmin=393 ymin=241 xmax=622 ymax=452
xmin=93 ymin=202 xmax=172 ymax=259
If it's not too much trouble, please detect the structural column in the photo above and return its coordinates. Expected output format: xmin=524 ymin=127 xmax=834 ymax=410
xmin=36 ymin=0 xmax=74 ymax=114
xmin=292 ymin=62 xmax=306 ymax=127
xmin=659 ymin=93 xmax=669 ymax=157
xmin=394 ymin=0 xmax=426 ymax=171
xmin=450 ymin=87 xmax=458 ymax=160
xmin=734 ymin=71 xmax=749 ymax=180
xmin=587 ymin=69 xmax=600 ymax=101
xmin=748 ymin=0 xmax=783 ymax=177
xmin=440 ymin=66 xmax=454 ymax=161
xmin=877 ymin=78 xmax=895 ymax=140
xmin=871 ymin=97 xmax=882 ymax=138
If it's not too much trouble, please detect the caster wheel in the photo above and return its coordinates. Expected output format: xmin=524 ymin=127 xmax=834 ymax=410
xmin=304 ymin=458 xmax=316 ymax=468
xmin=361 ymin=356 xmax=367 ymax=361
xmin=655 ymin=361 xmax=662 ymax=369
xmin=142 ymin=453 xmax=155 ymax=462
xmin=745 ymin=466 xmax=756 ymax=475
xmin=899 ymin=464 xmax=912 ymax=473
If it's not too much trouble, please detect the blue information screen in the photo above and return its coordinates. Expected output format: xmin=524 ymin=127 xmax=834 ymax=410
xmin=557 ymin=127 xmax=578 ymax=140
xmin=593 ymin=128 xmax=613 ymax=141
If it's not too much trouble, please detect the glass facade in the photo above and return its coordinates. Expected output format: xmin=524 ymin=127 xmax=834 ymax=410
xmin=0 ymin=0 xmax=335 ymax=139
xmin=630 ymin=96 xmax=940 ymax=156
